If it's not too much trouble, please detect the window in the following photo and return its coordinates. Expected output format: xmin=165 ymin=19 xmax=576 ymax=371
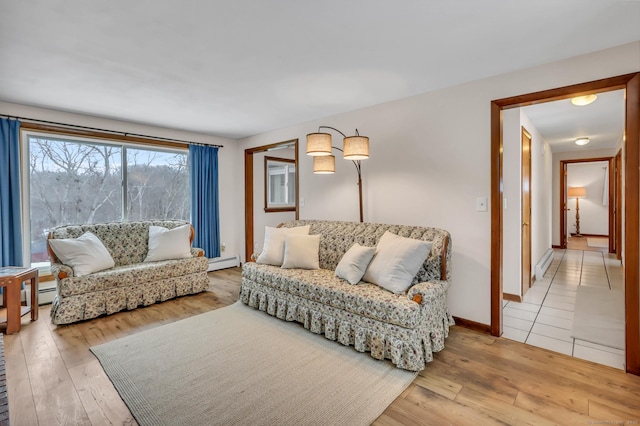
xmin=264 ymin=156 xmax=296 ymax=212
xmin=24 ymin=132 xmax=189 ymax=268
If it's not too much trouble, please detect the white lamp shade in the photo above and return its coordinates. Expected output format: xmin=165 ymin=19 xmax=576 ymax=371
xmin=313 ymin=155 xmax=335 ymax=174
xmin=306 ymin=133 xmax=332 ymax=156
xmin=343 ymin=136 xmax=369 ymax=160
xmin=574 ymin=137 xmax=590 ymax=146
xmin=568 ymin=187 xmax=586 ymax=198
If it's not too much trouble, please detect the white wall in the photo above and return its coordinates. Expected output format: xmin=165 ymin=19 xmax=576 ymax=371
xmin=567 ymin=162 xmax=610 ymax=236
xmin=502 ymin=109 xmax=521 ymax=295
xmin=551 ymin=148 xmax=617 ymax=246
xmin=0 ymin=101 xmax=240 ymax=261
xmin=252 ymin=147 xmax=297 ymax=256
xmin=521 ymin=111 xmax=553 ymax=279
xmin=236 ymin=41 xmax=640 ymax=325
xmin=502 ymin=109 xmax=552 ymax=296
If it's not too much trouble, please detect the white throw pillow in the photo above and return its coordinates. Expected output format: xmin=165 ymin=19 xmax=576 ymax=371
xmin=362 ymin=231 xmax=433 ymax=294
xmin=48 ymin=232 xmax=115 ymax=277
xmin=144 ymin=225 xmax=193 ymax=262
xmin=335 ymin=243 xmax=376 ymax=285
xmin=281 ymin=234 xmax=320 ymax=269
xmin=256 ymin=225 xmax=311 ymax=266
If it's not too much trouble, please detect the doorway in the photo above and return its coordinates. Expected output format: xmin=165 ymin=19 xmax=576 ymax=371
xmin=560 ymin=157 xmax=615 ymax=252
xmin=490 ymin=73 xmax=640 ymax=375
xmin=244 ymin=139 xmax=299 ymax=262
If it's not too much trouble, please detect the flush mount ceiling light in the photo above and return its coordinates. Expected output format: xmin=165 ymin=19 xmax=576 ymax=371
xmin=571 ymin=94 xmax=597 ymax=106
xmin=575 ymin=137 xmax=590 ymax=146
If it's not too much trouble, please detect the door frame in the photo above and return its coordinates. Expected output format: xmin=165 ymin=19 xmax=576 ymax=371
xmin=244 ymin=139 xmax=299 ymax=262
xmin=490 ymin=72 xmax=640 ymax=375
xmin=559 ymin=157 xmax=614 ymax=250
xmin=615 ymin=150 xmax=623 ymax=258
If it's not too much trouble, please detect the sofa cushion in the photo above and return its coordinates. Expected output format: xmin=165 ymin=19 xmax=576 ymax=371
xmin=335 ymin=243 xmax=375 ymax=285
xmin=144 ymin=225 xmax=192 ymax=262
xmin=256 ymin=225 xmax=311 ymax=266
xmin=281 ymin=234 xmax=320 ymax=270
xmin=48 ymin=232 xmax=115 ymax=277
xmin=243 ymin=263 xmax=421 ymax=328
xmin=58 ymin=255 xmax=208 ymax=297
xmin=362 ymin=231 xmax=433 ymax=294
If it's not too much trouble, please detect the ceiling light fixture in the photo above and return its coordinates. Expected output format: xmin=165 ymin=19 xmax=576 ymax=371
xmin=571 ymin=94 xmax=597 ymax=106
xmin=306 ymin=126 xmax=370 ymax=222
xmin=575 ymin=137 xmax=590 ymax=146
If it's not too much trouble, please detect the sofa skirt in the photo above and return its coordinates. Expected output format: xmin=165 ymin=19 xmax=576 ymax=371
xmin=240 ymin=278 xmax=452 ymax=371
xmin=50 ymin=271 xmax=210 ymax=325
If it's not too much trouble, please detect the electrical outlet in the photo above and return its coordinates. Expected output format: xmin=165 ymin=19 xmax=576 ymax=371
xmin=220 ymin=242 xmax=226 ymax=252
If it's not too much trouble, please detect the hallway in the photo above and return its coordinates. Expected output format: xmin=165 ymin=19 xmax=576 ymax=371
xmin=502 ymin=248 xmax=624 ymax=370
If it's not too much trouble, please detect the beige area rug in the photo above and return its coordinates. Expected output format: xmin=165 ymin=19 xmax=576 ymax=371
xmin=587 ymin=237 xmax=609 ymax=248
xmin=91 ymin=302 xmax=417 ymax=426
xmin=571 ymin=286 xmax=625 ymax=350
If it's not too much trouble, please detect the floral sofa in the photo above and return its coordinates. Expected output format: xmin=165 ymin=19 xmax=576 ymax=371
xmin=48 ymin=220 xmax=209 ymax=325
xmin=241 ymin=220 xmax=453 ymax=371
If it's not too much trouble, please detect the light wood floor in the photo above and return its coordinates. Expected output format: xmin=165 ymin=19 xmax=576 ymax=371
xmin=567 ymin=235 xmax=609 ymax=253
xmin=5 ymin=268 xmax=640 ymax=425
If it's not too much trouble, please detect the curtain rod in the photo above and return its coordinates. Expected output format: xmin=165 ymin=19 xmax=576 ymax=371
xmin=0 ymin=114 xmax=224 ymax=148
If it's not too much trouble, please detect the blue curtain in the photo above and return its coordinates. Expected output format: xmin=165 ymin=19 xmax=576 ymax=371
xmin=0 ymin=118 xmax=23 ymax=267
xmin=189 ymin=144 xmax=220 ymax=258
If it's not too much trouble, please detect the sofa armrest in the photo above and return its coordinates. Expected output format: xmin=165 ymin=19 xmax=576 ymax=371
xmin=50 ymin=262 xmax=74 ymax=281
xmin=407 ymin=280 xmax=449 ymax=304
xmin=191 ymin=247 xmax=205 ymax=257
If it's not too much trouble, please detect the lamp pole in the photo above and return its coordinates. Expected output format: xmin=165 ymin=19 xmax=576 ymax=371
xmin=325 ymin=144 xmax=363 ymax=222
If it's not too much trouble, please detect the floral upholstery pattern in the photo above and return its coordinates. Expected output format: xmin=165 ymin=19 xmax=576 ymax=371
xmin=49 ymin=220 xmax=209 ymax=325
xmin=241 ymin=220 xmax=453 ymax=371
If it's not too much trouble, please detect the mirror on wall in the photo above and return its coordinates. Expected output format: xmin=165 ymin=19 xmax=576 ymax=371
xmin=264 ymin=156 xmax=296 ymax=212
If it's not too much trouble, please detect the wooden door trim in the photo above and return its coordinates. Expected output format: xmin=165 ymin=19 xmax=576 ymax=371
xmin=490 ymin=72 xmax=640 ymax=375
xmin=615 ymin=150 xmax=623 ymax=258
xmin=560 ymin=157 xmax=613 ymax=251
xmin=244 ymin=139 xmax=299 ymax=262
xmin=560 ymin=161 xmax=567 ymax=249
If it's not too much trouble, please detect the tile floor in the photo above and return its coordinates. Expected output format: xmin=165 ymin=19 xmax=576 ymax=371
xmin=502 ymin=248 xmax=625 ymax=370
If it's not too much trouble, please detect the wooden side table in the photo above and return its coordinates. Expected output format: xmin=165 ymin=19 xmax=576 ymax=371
xmin=0 ymin=267 xmax=39 ymax=334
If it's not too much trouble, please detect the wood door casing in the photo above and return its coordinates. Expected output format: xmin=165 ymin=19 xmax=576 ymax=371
xmin=615 ymin=150 xmax=622 ymax=259
xmin=490 ymin=72 xmax=640 ymax=375
xmin=560 ymin=157 xmax=614 ymax=252
xmin=521 ymin=127 xmax=532 ymax=295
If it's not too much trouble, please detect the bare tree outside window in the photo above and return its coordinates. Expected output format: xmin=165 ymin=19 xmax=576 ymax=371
xmin=28 ymin=136 xmax=189 ymax=265
xmin=126 ymin=148 xmax=190 ymax=221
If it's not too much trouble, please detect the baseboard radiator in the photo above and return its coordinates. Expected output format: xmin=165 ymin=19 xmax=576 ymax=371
xmin=208 ymin=254 xmax=240 ymax=272
xmin=535 ymin=248 xmax=554 ymax=281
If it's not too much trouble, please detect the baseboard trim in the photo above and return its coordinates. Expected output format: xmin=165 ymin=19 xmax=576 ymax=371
xmin=503 ymin=293 xmax=522 ymax=303
xmin=452 ymin=316 xmax=491 ymax=334
xmin=552 ymin=244 xmax=561 ymax=249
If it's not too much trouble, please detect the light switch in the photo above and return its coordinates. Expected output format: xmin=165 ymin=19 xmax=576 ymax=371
xmin=300 ymin=197 xmax=305 ymax=207
xmin=476 ymin=196 xmax=488 ymax=212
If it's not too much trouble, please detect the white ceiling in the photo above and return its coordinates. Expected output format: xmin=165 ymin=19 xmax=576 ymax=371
xmin=1 ymin=1 xmax=639 ymax=139
xmin=522 ymin=90 xmax=625 ymax=153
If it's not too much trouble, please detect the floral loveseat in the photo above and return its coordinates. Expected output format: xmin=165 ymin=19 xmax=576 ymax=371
xmin=241 ymin=220 xmax=453 ymax=371
xmin=48 ymin=220 xmax=209 ymax=325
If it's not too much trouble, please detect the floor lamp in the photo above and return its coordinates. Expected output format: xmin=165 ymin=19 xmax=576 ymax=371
xmin=306 ymin=126 xmax=369 ymax=222
xmin=568 ymin=186 xmax=586 ymax=236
